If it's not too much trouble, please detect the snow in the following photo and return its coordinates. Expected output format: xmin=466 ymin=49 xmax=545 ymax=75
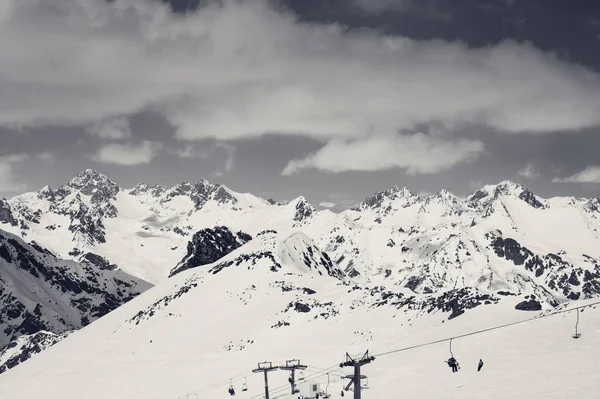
xmin=0 ymin=238 xmax=598 ymax=398
xmin=2 ymin=172 xmax=600 ymax=397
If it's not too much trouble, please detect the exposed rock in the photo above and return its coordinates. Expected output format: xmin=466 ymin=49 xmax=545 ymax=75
xmin=515 ymin=300 xmax=542 ymax=311
xmin=80 ymin=252 xmax=118 ymax=271
xmin=0 ymin=199 xmax=17 ymax=226
xmin=293 ymin=198 xmax=315 ymax=222
xmin=170 ymin=226 xmax=252 ymax=277
xmin=0 ymin=228 xmax=149 ymax=348
xmin=489 ymin=233 xmax=600 ymax=301
xmin=0 ymin=331 xmax=69 ymax=374
xmin=519 ymin=190 xmax=546 ymax=209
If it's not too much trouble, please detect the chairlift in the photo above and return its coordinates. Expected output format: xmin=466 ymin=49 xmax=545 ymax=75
xmin=572 ymin=308 xmax=582 ymax=339
xmin=241 ymin=377 xmax=248 ymax=392
xmin=228 ymin=379 xmax=235 ymax=396
xmin=447 ymin=338 xmax=460 ymax=371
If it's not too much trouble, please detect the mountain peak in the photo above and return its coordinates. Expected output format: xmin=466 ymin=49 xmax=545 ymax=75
xmin=37 ymin=185 xmax=55 ymax=201
xmin=65 ymin=169 xmax=119 ymax=202
xmin=291 ymin=196 xmax=315 ymax=222
xmin=68 ymin=169 xmax=117 ymax=189
xmin=356 ymin=185 xmax=418 ymax=210
xmin=469 ymin=180 xmax=546 ymax=210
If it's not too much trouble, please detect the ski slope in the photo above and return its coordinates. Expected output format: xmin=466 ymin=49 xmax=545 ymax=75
xmin=0 ymin=231 xmax=599 ymax=399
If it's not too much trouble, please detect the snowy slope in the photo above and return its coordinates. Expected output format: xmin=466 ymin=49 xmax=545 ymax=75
xmin=0 ymin=230 xmax=598 ymax=398
xmin=0 ymin=228 xmax=150 ymax=369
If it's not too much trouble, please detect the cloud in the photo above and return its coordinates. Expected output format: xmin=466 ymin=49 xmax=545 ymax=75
xmin=518 ymin=163 xmax=539 ymax=179
xmin=87 ymin=117 xmax=132 ymax=139
xmin=553 ymin=166 xmax=600 ymax=183
xmin=37 ymin=152 xmax=55 ymax=163
xmin=319 ymin=202 xmax=337 ymax=208
xmin=0 ymin=153 xmax=28 ymax=195
xmin=282 ymin=133 xmax=484 ymax=175
xmin=172 ymin=142 xmax=236 ymax=174
xmin=91 ymin=141 xmax=162 ymax=165
xmin=0 ymin=0 xmax=599 ymax=149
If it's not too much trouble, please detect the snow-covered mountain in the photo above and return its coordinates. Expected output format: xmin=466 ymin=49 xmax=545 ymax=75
xmin=2 ymin=171 xmax=600 ymax=311
xmin=1 ymin=172 xmax=600 ymax=397
xmin=0 ymin=228 xmax=150 ymax=372
xmin=0 ymin=228 xmax=598 ymax=398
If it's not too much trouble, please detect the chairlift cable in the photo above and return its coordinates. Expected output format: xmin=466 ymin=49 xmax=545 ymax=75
xmin=374 ymin=299 xmax=600 ymax=358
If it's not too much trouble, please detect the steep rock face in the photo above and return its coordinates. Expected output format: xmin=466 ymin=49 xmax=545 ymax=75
xmin=49 ymin=170 xmax=120 ymax=244
xmin=0 ymin=331 xmax=69 ymax=374
xmin=0 ymin=228 xmax=150 ymax=348
xmin=0 ymin=199 xmax=17 ymax=226
xmin=169 ymin=226 xmax=252 ymax=277
xmin=293 ymin=197 xmax=315 ymax=222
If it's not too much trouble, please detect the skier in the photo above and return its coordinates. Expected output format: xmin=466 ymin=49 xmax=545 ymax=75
xmin=228 ymin=386 xmax=235 ymax=396
xmin=478 ymin=359 xmax=484 ymax=372
xmin=447 ymin=357 xmax=459 ymax=373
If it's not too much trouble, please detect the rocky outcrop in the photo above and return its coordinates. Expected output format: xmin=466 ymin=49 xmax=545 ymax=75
xmin=0 ymin=199 xmax=17 ymax=226
xmin=293 ymin=198 xmax=315 ymax=222
xmin=489 ymin=233 xmax=600 ymax=301
xmin=169 ymin=226 xmax=252 ymax=277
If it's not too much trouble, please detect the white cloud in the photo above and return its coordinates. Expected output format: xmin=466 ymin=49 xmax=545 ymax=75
xmin=319 ymin=202 xmax=337 ymax=208
xmin=87 ymin=117 xmax=132 ymax=139
xmin=2 ymin=1 xmax=600 ymax=177
xmin=37 ymin=152 xmax=55 ymax=163
xmin=282 ymin=133 xmax=484 ymax=175
xmin=91 ymin=141 xmax=162 ymax=165
xmin=518 ymin=163 xmax=539 ymax=179
xmin=0 ymin=153 xmax=28 ymax=195
xmin=0 ymin=0 xmax=598 ymax=144
xmin=553 ymin=166 xmax=600 ymax=183
xmin=173 ymin=145 xmax=211 ymax=159
xmin=173 ymin=142 xmax=236 ymax=173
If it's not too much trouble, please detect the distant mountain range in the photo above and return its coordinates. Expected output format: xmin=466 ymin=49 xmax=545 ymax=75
xmin=1 ymin=169 xmax=600 ymax=378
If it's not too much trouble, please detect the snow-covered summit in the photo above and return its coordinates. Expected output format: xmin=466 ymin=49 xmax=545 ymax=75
xmin=354 ymin=185 xmax=419 ymax=210
xmin=64 ymin=169 xmax=120 ymax=201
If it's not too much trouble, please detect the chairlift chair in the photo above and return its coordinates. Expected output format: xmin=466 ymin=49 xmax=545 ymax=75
xmin=572 ymin=308 xmax=582 ymax=339
xmin=299 ymin=371 xmax=305 ymax=381
xmin=241 ymin=377 xmax=248 ymax=392
xmin=228 ymin=379 xmax=236 ymax=396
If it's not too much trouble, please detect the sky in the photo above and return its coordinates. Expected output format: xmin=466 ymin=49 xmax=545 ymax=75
xmin=2 ymin=0 xmax=600 ymax=209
